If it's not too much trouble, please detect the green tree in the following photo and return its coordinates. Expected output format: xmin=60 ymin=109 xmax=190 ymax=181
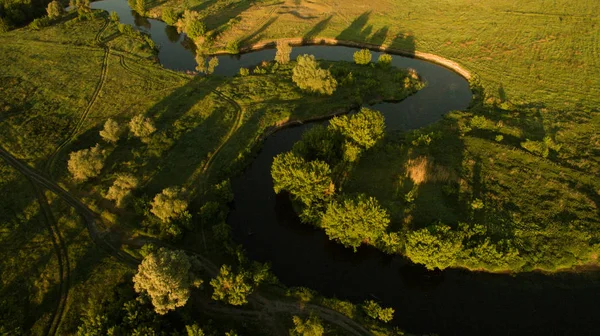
xmin=353 ymin=48 xmax=372 ymax=65
xmin=275 ymin=40 xmax=292 ymax=64
xmin=133 ymin=248 xmax=195 ymax=315
xmin=185 ymin=324 xmax=205 ymax=336
xmin=0 ymin=17 xmax=10 ymax=33
xmin=129 ymin=114 xmax=156 ymax=141
xmin=110 ymin=11 xmax=120 ymax=22
xmin=290 ymin=315 xmax=324 ymax=336
xmin=207 ymin=56 xmax=219 ymax=74
xmin=271 ymin=152 xmax=334 ymax=208
xmin=320 ymin=194 xmax=390 ymax=250
xmin=377 ymin=53 xmax=392 ymax=67
xmin=105 ymin=174 xmax=139 ymax=207
xmin=210 ymin=265 xmax=253 ymax=306
xmin=99 ymin=118 xmax=122 ymax=143
xmin=181 ymin=10 xmax=205 ymax=40
xmin=292 ymin=54 xmax=337 ymax=95
xmin=135 ymin=0 xmax=146 ymax=14
xmin=195 ymin=54 xmax=207 ymax=73
xmin=68 ymin=144 xmax=105 ymax=182
xmin=150 ymin=186 xmax=188 ymax=223
xmin=162 ymin=7 xmax=178 ymax=25
xmin=362 ymin=300 xmax=394 ymax=322
xmin=329 ymin=107 xmax=385 ymax=150
xmin=292 ymin=124 xmax=342 ymax=164
xmin=405 ymin=223 xmax=463 ymax=270
xmin=46 ymin=0 xmax=64 ymax=19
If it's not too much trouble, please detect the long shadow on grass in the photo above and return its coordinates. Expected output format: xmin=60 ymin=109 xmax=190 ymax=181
xmin=239 ymin=17 xmax=278 ymax=46
xmin=303 ymin=15 xmax=332 ymax=40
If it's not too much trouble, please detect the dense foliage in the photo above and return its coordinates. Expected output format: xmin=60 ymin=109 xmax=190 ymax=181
xmin=210 ymin=265 xmax=253 ymax=306
xmin=68 ymin=144 xmax=105 ymax=181
xmin=133 ymin=248 xmax=194 ymax=314
xmin=292 ymin=54 xmax=337 ymax=95
xmin=275 ymin=40 xmax=292 ymax=64
xmin=353 ymin=49 xmax=372 ymax=65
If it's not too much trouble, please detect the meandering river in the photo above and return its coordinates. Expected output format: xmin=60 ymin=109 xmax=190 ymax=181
xmin=92 ymin=1 xmax=600 ymax=334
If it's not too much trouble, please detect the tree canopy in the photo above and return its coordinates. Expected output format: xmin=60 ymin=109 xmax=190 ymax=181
xmin=320 ymin=194 xmax=390 ymax=250
xmin=105 ymin=174 xmax=139 ymax=207
xmin=290 ymin=315 xmax=324 ymax=336
xmin=404 ymin=224 xmax=463 ymax=270
xmin=68 ymin=144 xmax=105 ymax=182
xmin=292 ymin=54 xmax=337 ymax=95
xmin=129 ymin=114 xmax=156 ymax=141
xmin=353 ymin=49 xmax=372 ymax=65
xmin=275 ymin=41 xmax=292 ymax=64
xmin=133 ymin=248 xmax=194 ymax=315
xmin=210 ymin=265 xmax=253 ymax=306
xmin=180 ymin=10 xmax=205 ymax=40
xmin=328 ymin=107 xmax=385 ymax=150
xmin=46 ymin=0 xmax=64 ymax=19
xmin=150 ymin=187 xmax=188 ymax=223
xmin=99 ymin=118 xmax=121 ymax=143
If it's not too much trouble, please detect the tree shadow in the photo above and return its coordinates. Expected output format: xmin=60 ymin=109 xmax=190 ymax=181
xmin=336 ymin=11 xmax=371 ymax=41
xmin=390 ymin=32 xmax=415 ymax=56
xmin=239 ymin=17 xmax=278 ymax=46
xmin=303 ymin=15 xmax=332 ymax=40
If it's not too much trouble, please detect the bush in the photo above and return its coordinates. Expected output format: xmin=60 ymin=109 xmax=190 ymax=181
xmin=239 ymin=67 xmax=249 ymax=76
xmin=129 ymin=114 xmax=156 ymax=141
xmin=109 ymin=11 xmax=119 ymax=22
xmin=405 ymin=224 xmax=463 ymax=270
xmin=377 ymin=53 xmax=393 ymax=67
xmin=162 ymin=7 xmax=178 ymax=25
xmin=46 ymin=0 xmax=64 ymax=19
xmin=99 ymin=118 xmax=122 ymax=143
xmin=181 ymin=10 xmax=205 ymax=40
xmin=292 ymin=54 xmax=337 ymax=95
xmin=353 ymin=48 xmax=372 ymax=65
xmin=29 ymin=16 xmax=51 ymax=30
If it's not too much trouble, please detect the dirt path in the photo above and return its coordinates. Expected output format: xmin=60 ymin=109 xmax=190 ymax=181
xmin=31 ymin=184 xmax=70 ymax=336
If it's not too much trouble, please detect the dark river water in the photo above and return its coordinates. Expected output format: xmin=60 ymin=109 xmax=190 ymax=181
xmin=92 ymin=1 xmax=600 ymax=334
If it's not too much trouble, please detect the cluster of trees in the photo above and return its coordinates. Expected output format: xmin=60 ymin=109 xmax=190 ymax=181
xmin=292 ymin=54 xmax=337 ymax=95
xmin=0 ymin=0 xmax=53 ymax=30
xmin=272 ymin=108 xmax=391 ymax=250
xmin=361 ymin=300 xmax=395 ymax=322
xmin=195 ymin=54 xmax=219 ymax=74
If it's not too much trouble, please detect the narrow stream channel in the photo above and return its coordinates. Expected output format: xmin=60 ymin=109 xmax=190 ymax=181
xmin=91 ymin=1 xmax=600 ymax=334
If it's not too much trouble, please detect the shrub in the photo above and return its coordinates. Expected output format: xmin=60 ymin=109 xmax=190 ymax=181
xmin=290 ymin=315 xmax=324 ymax=336
xmin=29 ymin=16 xmax=51 ymax=30
xmin=353 ymin=48 xmax=372 ymax=65
xmin=292 ymin=54 xmax=337 ymax=95
xmin=239 ymin=67 xmax=249 ymax=76
xmin=0 ymin=17 xmax=10 ymax=33
xmin=405 ymin=224 xmax=463 ymax=270
xmin=181 ymin=10 xmax=205 ymax=40
xmin=377 ymin=53 xmax=393 ymax=67
xmin=210 ymin=265 xmax=253 ymax=306
xmin=362 ymin=300 xmax=395 ymax=322
xmin=109 ymin=11 xmax=119 ymax=22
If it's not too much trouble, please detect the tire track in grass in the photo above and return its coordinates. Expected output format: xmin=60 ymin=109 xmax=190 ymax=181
xmin=32 ymin=184 xmax=70 ymax=336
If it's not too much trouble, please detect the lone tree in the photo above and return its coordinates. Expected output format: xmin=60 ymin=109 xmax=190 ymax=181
xmin=207 ymin=56 xmax=219 ymax=74
xmin=68 ymin=144 xmax=105 ymax=182
xmin=320 ymin=194 xmax=390 ymax=251
xmin=353 ymin=48 xmax=372 ymax=65
xmin=151 ymin=187 xmax=189 ymax=223
xmin=105 ymin=174 xmax=139 ymax=207
xmin=133 ymin=248 xmax=196 ymax=315
xmin=129 ymin=114 xmax=156 ymax=141
xmin=292 ymin=54 xmax=337 ymax=95
xmin=377 ymin=53 xmax=393 ymax=67
xmin=290 ymin=315 xmax=324 ymax=336
xmin=275 ymin=41 xmax=292 ymax=64
xmin=99 ymin=118 xmax=122 ymax=143
xmin=46 ymin=0 xmax=64 ymax=19
xmin=210 ymin=265 xmax=253 ymax=306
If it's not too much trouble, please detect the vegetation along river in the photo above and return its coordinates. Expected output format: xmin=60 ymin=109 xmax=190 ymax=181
xmin=92 ymin=1 xmax=600 ymax=334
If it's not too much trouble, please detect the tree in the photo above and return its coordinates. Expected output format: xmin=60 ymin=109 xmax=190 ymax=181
xmin=329 ymin=107 xmax=385 ymax=150
xmin=105 ymin=174 xmax=139 ymax=207
xmin=133 ymin=248 xmax=194 ymax=315
xmin=150 ymin=187 xmax=188 ymax=223
xmin=405 ymin=223 xmax=463 ymax=270
xmin=290 ymin=315 xmax=324 ymax=336
xmin=46 ymin=0 xmax=64 ymax=19
xmin=353 ymin=48 xmax=372 ymax=65
xmin=195 ymin=54 xmax=207 ymax=73
xmin=362 ymin=300 xmax=394 ymax=323
xmin=292 ymin=54 xmax=337 ymax=95
xmin=129 ymin=114 xmax=156 ymax=141
xmin=210 ymin=265 xmax=253 ymax=306
xmin=180 ymin=10 xmax=205 ymax=40
xmin=271 ymin=152 xmax=334 ymax=208
xmin=0 ymin=18 xmax=10 ymax=33
xmin=110 ymin=11 xmax=120 ymax=22
xmin=275 ymin=41 xmax=292 ymax=64
xmin=320 ymin=194 xmax=390 ymax=250
xmin=207 ymin=56 xmax=219 ymax=74
xmin=99 ymin=118 xmax=122 ymax=143
xmin=162 ymin=7 xmax=178 ymax=25
xmin=135 ymin=0 xmax=147 ymax=15
xmin=292 ymin=125 xmax=342 ymax=164
xmin=68 ymin=144 xmax=105 ymax=182
xmin=377 ymin=53 xmax=392 ymax=67
xmin=185 ymin=324 xmax=205 ymax=336
xmin=75 ymin=0 xmax=90 ymax=13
